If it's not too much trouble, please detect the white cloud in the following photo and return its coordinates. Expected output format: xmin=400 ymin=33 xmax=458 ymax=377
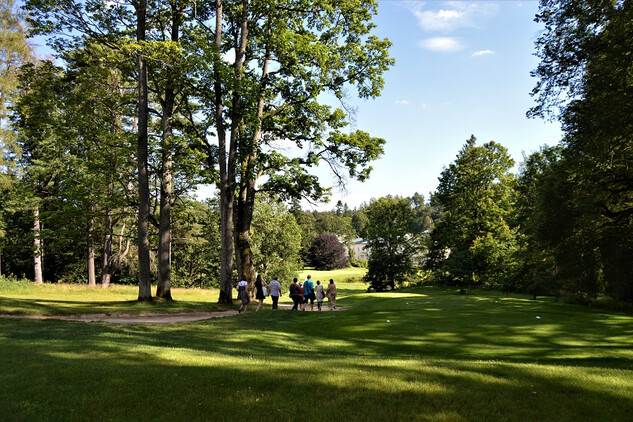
xmin=405 ymin=1 xmax=499 ymax=32
xmin=471 ymin=49 xmax=494 ymax=57
xmin=419 ymin=37 xmax=464 ymax=53
xmin=395 ymin=100 xmax=411 ymax=105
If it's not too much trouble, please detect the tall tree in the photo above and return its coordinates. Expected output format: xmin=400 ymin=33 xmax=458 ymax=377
xmin=427 ymin=136 xmax=517 ymax=286
xmin=514 ymin=146 xmax=563 ymax=298
xmin=12 ymin=51 xmax=137 ymax=285
xmin=151 ymin=0 xmax=193 ymax=300
xmin=25 ymin=0 xmax=154 ymax=298
xmin=12 ymin=61 xmax=66 ymax=284
xmin=0 ymin=0 xmax=32 ymax=128
xmin=25 ymin=0 xmax=206 ymax=298
xmin=529 ymin=0 xmax=633 ymax=301
xmin=364 ymin=196 xmax=420 ymax=291
xmin=528 ymin=0 xmax=618 ymax=119
xmin=132 ymin=0 xmax=152 ymax=300
xmin=250 ymin=197 xmax=301 ymax=284
xmin=0 ymin=0 xmax=33 ymax=274
xmin=195 ymin=0 xmax=392 ymax=302
xmin=62 ymin=44 xmax=137 ymax=287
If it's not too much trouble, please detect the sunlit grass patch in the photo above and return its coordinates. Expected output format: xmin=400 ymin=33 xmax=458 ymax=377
xmin=1 ymin=283 xmax=632 ymax=420
xmin=299 ymin=266 xmax=368 ymax=283
xmin=0 ymin=283 xmax=227 ymax=315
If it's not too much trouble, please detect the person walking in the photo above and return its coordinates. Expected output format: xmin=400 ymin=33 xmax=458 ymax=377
xmin=268 ymin=276 xmax=282 ymax=309
xmin=254 ymin=274 xmax=268 ymax=312
xmin=303 ymin=275 xmax=316 ymax=311
xmin=237 ymin=279 xmax=250 ymax=313
xmin=298 ymin=282 xmax=305 ymax=309
xmin=326 ymin=279 xmax=337 ymax=310
xmin=315 ymin=280 xmax=326 ymax=311
xmin=289 ymin=278 xmax=302 ymax=310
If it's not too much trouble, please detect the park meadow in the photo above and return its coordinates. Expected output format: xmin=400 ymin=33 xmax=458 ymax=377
xmin=1 ymin=276 xmax=632 ymax=421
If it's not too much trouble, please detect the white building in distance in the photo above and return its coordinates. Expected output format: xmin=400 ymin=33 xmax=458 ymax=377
xmin=351 ymin=238 xmax=369 ymax=261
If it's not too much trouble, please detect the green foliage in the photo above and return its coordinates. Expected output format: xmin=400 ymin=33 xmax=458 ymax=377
xmin=307 ymin=232 xmax=348 ymax=270
xmin=0 ymin=205 xmax=32 ymax=278
xmin=314 ymin=212 xmax=356 ymax=241
xmin=0 ymin=1 xmax=33 ymax=239
xmin=410 ymin=192 xmax=441 ymax=233
xmin=9 ymin=54 xmax=138 ymax=283
xmin=528 ymin=0 xmax=618 ymax=119
xmin=364 ymin=196 xmax=420 ymax=291
xmin=522 ymin=1 xmax=633 ymax=302
xmin=250 ymin=197 xmax=302 ymax=286
xmin=291 ymin=208 xmax=318 ymax=260
xmin=293 ymin=207 xmax=360 ymax=263
xmin=0 ymin=273 xmax=28 ymax=289
xmin=427 ymin=136 xmax=517 ymax=287
xmin=18 ymin=0 xmax=392 ymax=296
xmin=171 ymin=199 xmax=221 ymax=288
xmin=351 ymin=209 xmax=368 ymax=238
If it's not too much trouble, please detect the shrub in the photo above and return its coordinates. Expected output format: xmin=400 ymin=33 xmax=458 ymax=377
xmin=307 ymin=233 xmax=348 ymax=270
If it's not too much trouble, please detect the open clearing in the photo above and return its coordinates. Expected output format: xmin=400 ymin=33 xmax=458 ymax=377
xmin=1 ymin=282 xmax=632 ymax=421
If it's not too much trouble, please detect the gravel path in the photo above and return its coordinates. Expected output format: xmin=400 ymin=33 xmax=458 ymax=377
xmin=0 ymin=306 xmax=344 ymax=324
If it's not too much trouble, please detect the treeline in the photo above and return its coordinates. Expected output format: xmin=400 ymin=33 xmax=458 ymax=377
xmin=420 ymin=136 xmax=632 ymax=305
xmin=0 ymin=0 xmax=393 ymax=301
xmin=2 ymin=0 xmax=632 ymax=307
xmin=379 ymin=1 xmax=633 ymax=305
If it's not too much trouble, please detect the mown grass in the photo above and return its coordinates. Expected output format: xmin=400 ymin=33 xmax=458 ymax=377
xmin=0 ymin=278 xmax=227 ymax=315
xmin=1 ymin=282 xmax=632 ymax=421
xmin=298 ymin=266 xmax=368 ymax=283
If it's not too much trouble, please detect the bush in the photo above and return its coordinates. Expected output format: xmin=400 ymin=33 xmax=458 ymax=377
xmin=307 ymin=233 xmax=348 ymax=270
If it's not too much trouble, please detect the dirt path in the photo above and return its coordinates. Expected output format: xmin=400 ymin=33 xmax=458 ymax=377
xmin=0 ymin=306 xmax=344 ymax=324
xmin=0 ymin=310 xmax=238 ymax=324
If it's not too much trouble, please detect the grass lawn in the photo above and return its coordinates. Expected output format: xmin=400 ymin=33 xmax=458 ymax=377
xmin=1 ymin=282 xmax=632 ymax=421
xmin=298 ymin=266 xmax=368 ymax=283
xmin=0 ymin=280 xmax=227 ymax=316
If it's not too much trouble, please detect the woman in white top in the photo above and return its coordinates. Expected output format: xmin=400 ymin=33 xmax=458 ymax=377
xmin=315 ymin=280 xmax=326 ymax=311
xmin=237 ymin=279 xmax=250 ymax=313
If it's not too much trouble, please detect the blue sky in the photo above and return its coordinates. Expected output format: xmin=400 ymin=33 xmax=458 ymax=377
xmin=27 ymin=0 xmax=559 ymax=210
xmin=306 ymin=0 xmax=562 ymax=210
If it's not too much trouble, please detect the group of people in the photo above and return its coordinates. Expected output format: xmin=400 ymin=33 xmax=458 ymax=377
xmin=289 ymin=275 xmax=337 ymax=312
xmin=236 ymin=274 xmax=337 ymax=313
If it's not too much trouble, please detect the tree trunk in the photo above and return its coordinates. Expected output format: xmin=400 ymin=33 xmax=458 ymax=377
xmin=233 ymin=22 xmax=269 ymax=288
xmin=215 ymin=0 xmax=235 ymax=304
xmin=101 ymin=205 xmax=113 ymax=288
xmin=156 ymin=183 xmax=172 ymax=299
xmin=156 ymin=1 xmax=181 ymax=301
xmin=33 ymin=206 xmax=43 ymax=284
xmin=136 ymin=0 xmax=152 ymax=301
xmin=236 ymin=179 xmax=256 ymax=284
xmin=87 ymin=214 xmax=96 ymax=287
xmin=228 ymin=0 xmax=250 ymax=284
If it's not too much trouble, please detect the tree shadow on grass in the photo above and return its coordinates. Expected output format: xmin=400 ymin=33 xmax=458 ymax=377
xmin=3 ymin=288 xmax=632 ymax=369
xmin=2 ymin=288 xmax=633 ymax=420
xmin=0 ymin=317 xmax=632 ymax=422
xmin=0 ymin=296 xmax=227 ymax=316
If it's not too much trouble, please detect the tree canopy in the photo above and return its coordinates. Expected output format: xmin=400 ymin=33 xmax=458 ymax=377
xmin=426 ymin=136 xmax=517 ymax=286
xmin=364 ymin=196 xmax=420 ymax=291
